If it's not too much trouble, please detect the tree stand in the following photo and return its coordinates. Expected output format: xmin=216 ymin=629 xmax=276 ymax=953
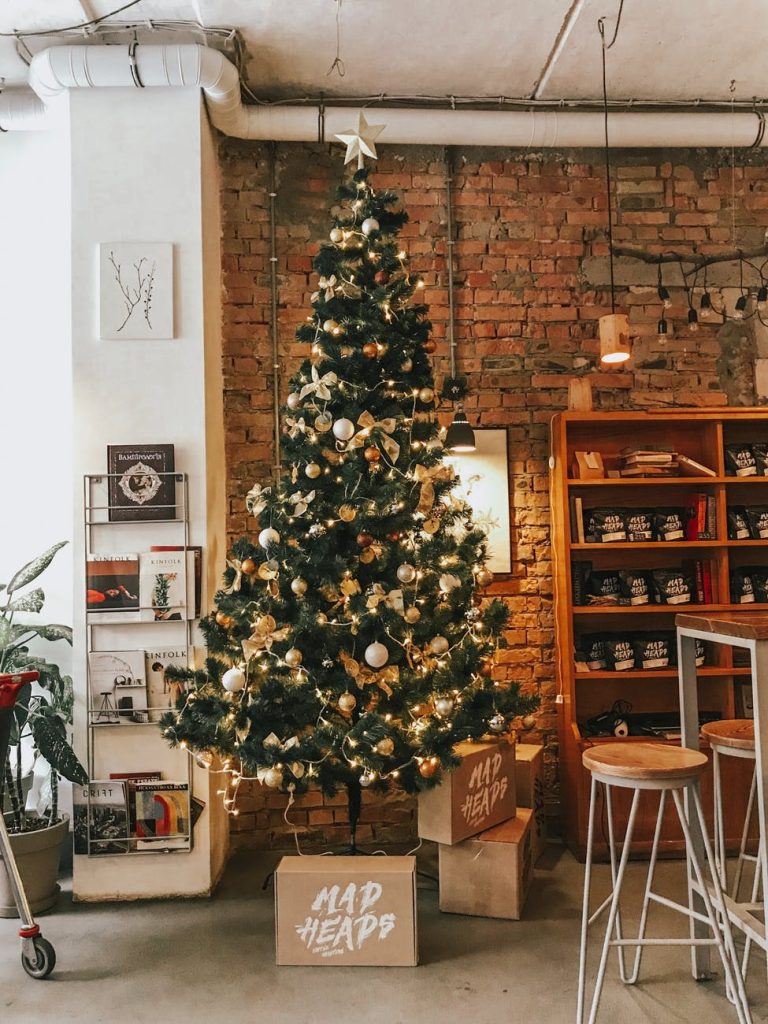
xmin=340 ymin=778 xmax=363 ymax=856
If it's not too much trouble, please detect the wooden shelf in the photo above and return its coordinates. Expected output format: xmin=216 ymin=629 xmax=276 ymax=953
xmin=574 ymin=667 xmax=752 ymax=681
xmin=573 ymin=603 xmax=768 ymax=615
xmin=570 ymin=541 xmax=723 ymax=551
xmin=568 ymin=476 xmax=768 ymax=487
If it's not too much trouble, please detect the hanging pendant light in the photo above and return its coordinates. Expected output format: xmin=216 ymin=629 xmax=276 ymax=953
xmin=598 ymin=13 xmax=630 ymax=366
xmin=443 ymin=147 xmax=476 ymax=454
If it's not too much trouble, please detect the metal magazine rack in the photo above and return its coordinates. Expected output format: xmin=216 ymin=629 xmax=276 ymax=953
xmin=82 ymin=472 xmax=194 ymax=856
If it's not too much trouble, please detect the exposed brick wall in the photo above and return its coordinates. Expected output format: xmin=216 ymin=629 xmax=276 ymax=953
xmin=220 ymin=140 xmax=767 ymax=850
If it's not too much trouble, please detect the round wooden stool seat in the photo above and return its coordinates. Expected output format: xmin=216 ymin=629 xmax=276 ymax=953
xmin=582 ymin=741 xmax=708 ymax=782
xmin=700 ymin=719 xmax=755 ymax=752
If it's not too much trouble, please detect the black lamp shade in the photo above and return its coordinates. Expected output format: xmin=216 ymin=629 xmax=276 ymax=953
xmin=445 ymin=410 xmax=476 ymax=453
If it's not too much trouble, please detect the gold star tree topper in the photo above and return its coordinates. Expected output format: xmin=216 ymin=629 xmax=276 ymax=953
xmin=334 ymin=112 xmax=385 ymax=170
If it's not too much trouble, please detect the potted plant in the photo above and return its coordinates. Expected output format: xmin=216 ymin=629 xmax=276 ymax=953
xmin=0 ymin=541 xmax=87 ymax=917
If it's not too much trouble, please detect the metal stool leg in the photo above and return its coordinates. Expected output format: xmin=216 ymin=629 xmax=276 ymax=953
xmin=626 ymin=789 xmax=667 ymax=985
xmin=733 ymin=767 xmax=756 ymax=902
xmin=577 ymin=776 xmax=598 ymax=1024
xmin=673 ymin=788 xmax=752 ymax=1024
xmin=604 ymin=783 xmax=630 ymax=982
xmin=713 ymin=748 xmax=728 ymax=889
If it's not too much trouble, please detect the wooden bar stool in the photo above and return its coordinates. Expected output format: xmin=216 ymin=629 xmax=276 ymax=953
xmin=701 ymin=720 xmax=765 ymax=981
xmin=577 ymin=742 xmax=751 ymax=1024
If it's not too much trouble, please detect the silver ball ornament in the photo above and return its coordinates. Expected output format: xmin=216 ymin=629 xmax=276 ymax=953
xmin=488 ymin=713 xmax=506 ymax=734
xmin=284 ymin=647 xmax=303 ymax=668
xmin=364 ymin=642 xmax=389 ymax=669
xmin=430 ymin=636 xmax=449 ymax=656
xmin=222 ymin=666 xmax=246 ymax=693
xmin=359 ymin=772 xmax=374 ymax=788
xmin=434 ymin=696 xmax=454 ymax=718
xmin=361 ymin=217 xmax=380 ymax=236
xmin=263 ymin=767 xmax=284 ymax=789
xmin=396 ymin=563 xmax=417 ymax=584
xmin=287 ymin=392 xmax=302 ymax=411
xmin=332 ymin=417 xmax=356 ymax=441
xmin=258 ymin=527 xmax=280 ymax=549
xmin=330 ymin=227 xmax=343 ymax=243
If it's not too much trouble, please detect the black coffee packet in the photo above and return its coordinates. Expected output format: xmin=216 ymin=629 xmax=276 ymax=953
xmin=588 ymin=571 xmax=621 ymax=605
xmin=747 ymin=566 xmax=768 ymax=603
xmin=746 ymin=506 xmax=768 ymax=540
xmin=589 ymin=508 xmax=627 ymax=543
xmin=728 ymin=506 xmax=751 ymax=540
xmin=654 ymin=508 xmax=685 ymax=542
xmin=725 ymin=444 xmax=757 ymax=477
xmin=625 ymin=509 xmax=654 ymax=542
xmin=731 ymin=568 xmax=756 ymax=604
xmin=652 ymin=568 xmax=693 ymax=605
xmin=619 ymin=570 xmax=650 ymax=606
xmin=752 ymin=443 xmax=768 ymax=476
xmin=633 ymin=634 xmax=672 ymax=670
xmin=605 ymin=636 xmax=635 ymax=672
xmin=580 ymin=634 xmax=607 ymax=670
xmin=695 ymin=638 xmax=706 ymax=667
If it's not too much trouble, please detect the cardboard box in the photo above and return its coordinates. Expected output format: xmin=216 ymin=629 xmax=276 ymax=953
xmin=438 ymin=808 xmax=533 ymax=920
xmin=275 ymin=855 xmax=418 ymax=967
xmin=418 ymin=739 xmax=516 ymax=846
xmin=515 ymin=743 xmax=546 ymax=863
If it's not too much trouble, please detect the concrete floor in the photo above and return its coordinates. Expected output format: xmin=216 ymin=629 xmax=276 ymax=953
xmin=1 ymin=845 xmax=767 ymax=1024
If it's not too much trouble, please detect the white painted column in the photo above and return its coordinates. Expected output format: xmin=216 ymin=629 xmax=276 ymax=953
xmin=69 ymin=87 xmax=229 ymax=899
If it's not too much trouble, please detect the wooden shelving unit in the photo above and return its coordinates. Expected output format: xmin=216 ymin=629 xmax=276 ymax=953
xmin=551 ymin=410 xmax=768 ymax=859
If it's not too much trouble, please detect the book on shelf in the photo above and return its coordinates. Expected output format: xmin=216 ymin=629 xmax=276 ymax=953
xmin=622 ymin=451 xmax=676 ymax=465
xmin=569 ymin=496 xmax=585 ymax=543
xmin=150 ymin=545 xmax=202 ymax=617
xmin=86 ymin=554 xmax=140 ymax=622
xmin=678 ymin=454 xmax=717 ymax=478
xmin=107 ymin=444 xmax=176 ymax=522
xmin=682 ymin=560 xmax=714 ymax=605
xmin=685 ymin=493 xmax=710 ymax=541
xmin=73 ymin=781 xmax=130 ymax=856
xmin=706 ymin=494 xmax=717 ymax=540
xmin=88 ymin=650 xmax=148 ymax=724
xmin=145 ymin=648 xmax=189 ymax=721
xmin=109 ymin=771 xmax=162 ymax=782
xmin=620 ymin=465 xmax=679 ymax=477
xmin=132 ymin=782 xmax=191 ymax=852
xmin=139 ymin=550 xmax=188 ymax=622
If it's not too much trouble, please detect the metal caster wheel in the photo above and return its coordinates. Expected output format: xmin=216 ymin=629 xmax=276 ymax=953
xmin=21 ymin=936 xmax=56 ymax=979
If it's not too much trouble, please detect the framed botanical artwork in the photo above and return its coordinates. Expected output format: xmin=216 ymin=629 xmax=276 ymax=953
xmin=99 ymin=243 xmax=173 ymax=340
xmin=445 ymin=428 xmax=512 ymax=574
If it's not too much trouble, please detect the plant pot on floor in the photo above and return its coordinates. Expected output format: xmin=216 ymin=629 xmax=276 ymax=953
xmin=0 ymin=815 xmax=68 ymax=918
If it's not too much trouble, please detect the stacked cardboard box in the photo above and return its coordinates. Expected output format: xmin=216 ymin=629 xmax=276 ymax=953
xmin=418 ymin=738 xmax=543 ymax=920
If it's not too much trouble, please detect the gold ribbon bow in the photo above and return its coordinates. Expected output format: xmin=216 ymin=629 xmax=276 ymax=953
xmin=359 ymin=665 xmax=399 ymax=698
xmin=348 ymin=411 xmax=400 ymax=463
xmin=285 ymin=416 xmax=308 ymax=439
xmin=242 ymin=614 xmax=291 ymax=661
xmin=413 ymin=463 xmax=451 ymax=515
xmin=288 ymin=489 xmax=316 ymax=516
xmin=299 ymin=365 xmax=338 ymax=402
xmin=366 ymin=584 xmax=405 ymax=615
xmin=246 ymin=483 xmax=269 ymax=518
xmin=311 ymin=275 xmax=337 ymax=302
xmin=224 ymin=558 xmax=245 ymax=594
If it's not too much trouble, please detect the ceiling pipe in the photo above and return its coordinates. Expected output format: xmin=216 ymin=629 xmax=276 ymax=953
xmin=1 ymin=42 xmax=766 ymax=149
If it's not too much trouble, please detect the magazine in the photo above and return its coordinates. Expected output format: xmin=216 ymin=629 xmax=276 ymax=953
xmin=73 ymin=781 xmax=130 ymax=856
xmin=139 ymin=551 xmax=187 ymax=622
xmin=88 ymin=650 xmax=148 ymax=724
xmin=145 ymin=648 xmax=188 ymax=721
xmin=86 ymin=554 xmax=140 ymax=621
xmin=132 ymin=782 xmax=191 ymax=851
xmin=107 ymin=444 xmax=176 ymax=522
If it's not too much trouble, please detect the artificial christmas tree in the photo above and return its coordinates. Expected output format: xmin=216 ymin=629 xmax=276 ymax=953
xmin=161 ymin=165 xmax=536 ymax=850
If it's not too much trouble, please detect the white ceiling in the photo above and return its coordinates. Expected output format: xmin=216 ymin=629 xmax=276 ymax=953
xmin=1 ymin=0 xmax=767 ymax=104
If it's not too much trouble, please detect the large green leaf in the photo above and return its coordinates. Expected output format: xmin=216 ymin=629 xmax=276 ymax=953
xmin=6 ymin=541 xmax=67 ymax=595
xmin=30 ymin=715 xmax=87 ymax=785
xmin=34 ymin=624 xmax=73 ymax=645
xmin=3 ymin=588 xmax=45 ymax=614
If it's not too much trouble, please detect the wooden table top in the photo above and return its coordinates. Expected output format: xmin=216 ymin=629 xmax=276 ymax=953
xmin=677 ymin=612 xmax=768 ymax=641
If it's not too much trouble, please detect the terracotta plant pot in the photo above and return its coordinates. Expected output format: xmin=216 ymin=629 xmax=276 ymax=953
xmin=0 ymin=815 xmax=68 ymax=918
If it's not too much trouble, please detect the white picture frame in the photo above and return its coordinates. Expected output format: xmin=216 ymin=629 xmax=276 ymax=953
xmin=445 ymin=428 xmax=512 ymax=574
xmin=99 ymin=243 xmax=173 ymax=339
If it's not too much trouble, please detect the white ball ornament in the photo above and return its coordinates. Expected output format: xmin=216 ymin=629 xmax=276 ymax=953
xmin=359 ymin=772 xmax=374 ymax=788
xmin=434 ymin=696 xmax=454 ymax=718
xmin=258 ymin=527 xmax=280 ymax=549
xmin=330 ymin=227 xmax=343 ymax=243
xmin=365 ymin=642 xmax=389 ymax=669
xmin=488 ymin=713 xmax=506 ymax=734
xmin=284 ymin=647 xmax=303 ymax=668
xmin=396 ymin=563 xmax=417 ymax=585
xmin=263 ymin=767 xmax=284 ymax=789
xmin=305 ymin=463 xmax=321 ymax=479
xmin=338 ymin=692 xmax=357 ymax=713
xmin=222 ymin=667 xmax=246 ymax=693
xmin=332 ymin=417 xmax=356 ymax=441
xmin=291 ymin=577 xmax=308 ymax=597
xmin=361 ymin=217 xmax=380 ymax=236
xmin=430 ymin=636 xmax=450 ymax=656
xmin=287 ymin=392 xmax=302 ymax=411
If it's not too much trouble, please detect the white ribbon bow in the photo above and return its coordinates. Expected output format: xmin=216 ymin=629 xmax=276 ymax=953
xmin=311 ymin=275 xmax=337 ymax=302
xmin=285 ymin=416 xmax=308 ymax=439
xmin=246 ymin=483 xmax=269 ymax=518
xmin=288 ymin=489 xmax=316 ymax=516
xmin=366 ymin=584 xmax=405 ymax=615
xmin=224 ymin=558 xmax=245 ymax=594
xmin=299 ymin=365 xmax=338 ymax=402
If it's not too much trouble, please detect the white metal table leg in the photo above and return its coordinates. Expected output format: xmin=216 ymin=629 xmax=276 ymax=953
xmin=713 ymin=748 xmax=727 ymax=889
xmin=733 ymin=767 xmax=756 ymax=901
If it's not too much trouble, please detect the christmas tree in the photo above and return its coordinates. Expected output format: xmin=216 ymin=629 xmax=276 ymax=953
xmin=162 ymin=160 xmax=536 ymax=849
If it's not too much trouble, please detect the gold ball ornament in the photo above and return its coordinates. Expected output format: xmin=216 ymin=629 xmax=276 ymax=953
xmin=216 ymin=610 xmax=234 ymax=628
xmin=314 ymin=412 xmax=333 ymax=433
xmin=430 ymin=636 xmax=450 ymax=656
xmin=362 ymin=342 xmax=379 ymax=359
xmin=194 ymin=750 xmax=214 ymax=769
xmin=418 ymin=387 xmax=434 ymax=404
xmin=338 ymin=692 xmax=357 ymax=713
xmin=241 ymin=558 xmax=257 ymax=575
xmin=356 ymin=532 xmax=374 ymax=548
xmin=404 ymin=606 xmax=421 ymax=623
xmin=363 ymin=446 xmax=381 ymax=464
xmin=376 ymin=737 xmax=395 ymax=756
xmin=396 ymin=563 xmax=416 ymax=584
xmin=258 ymin=560 xmax=279 ymax=581
xmin=422 ymin=518 xmax=440 ymax=535
xmin=434 ymin=696 xmax=454 ymax=718
xmin=323 ymin=319 xmax=340 ymax=334
xmin=284 ymin=647 xmax=303 ymax=668
xmin=338 ymin=504 xmax=357 ymax=522
xmin=305 ymin=462 xmax=321 ymax=479
xmin=418 ymin=757 xmax=440 ymax=779
xmin=291 ymin=577 xmax=308 ymax=597
xmin=263 ymin=767 xmax=284 ymax=789
xmin=476 ymin=567 xmax=494 ymax=588
xmin=359 ymin=548 xmax=376 ymax=564
xmin=423 ymin=339 xmax=437 ymax=354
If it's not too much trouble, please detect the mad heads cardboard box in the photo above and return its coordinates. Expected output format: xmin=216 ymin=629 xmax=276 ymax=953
xmin=418 ymin=739 xmax=516 ymax=846
xmin=438 ymin=807 xmax=533 ymax=920
xmin=515 ymin=743 xmax=546 ymax=863
xmin=275 ymin=855 xmax=417 ymax=967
